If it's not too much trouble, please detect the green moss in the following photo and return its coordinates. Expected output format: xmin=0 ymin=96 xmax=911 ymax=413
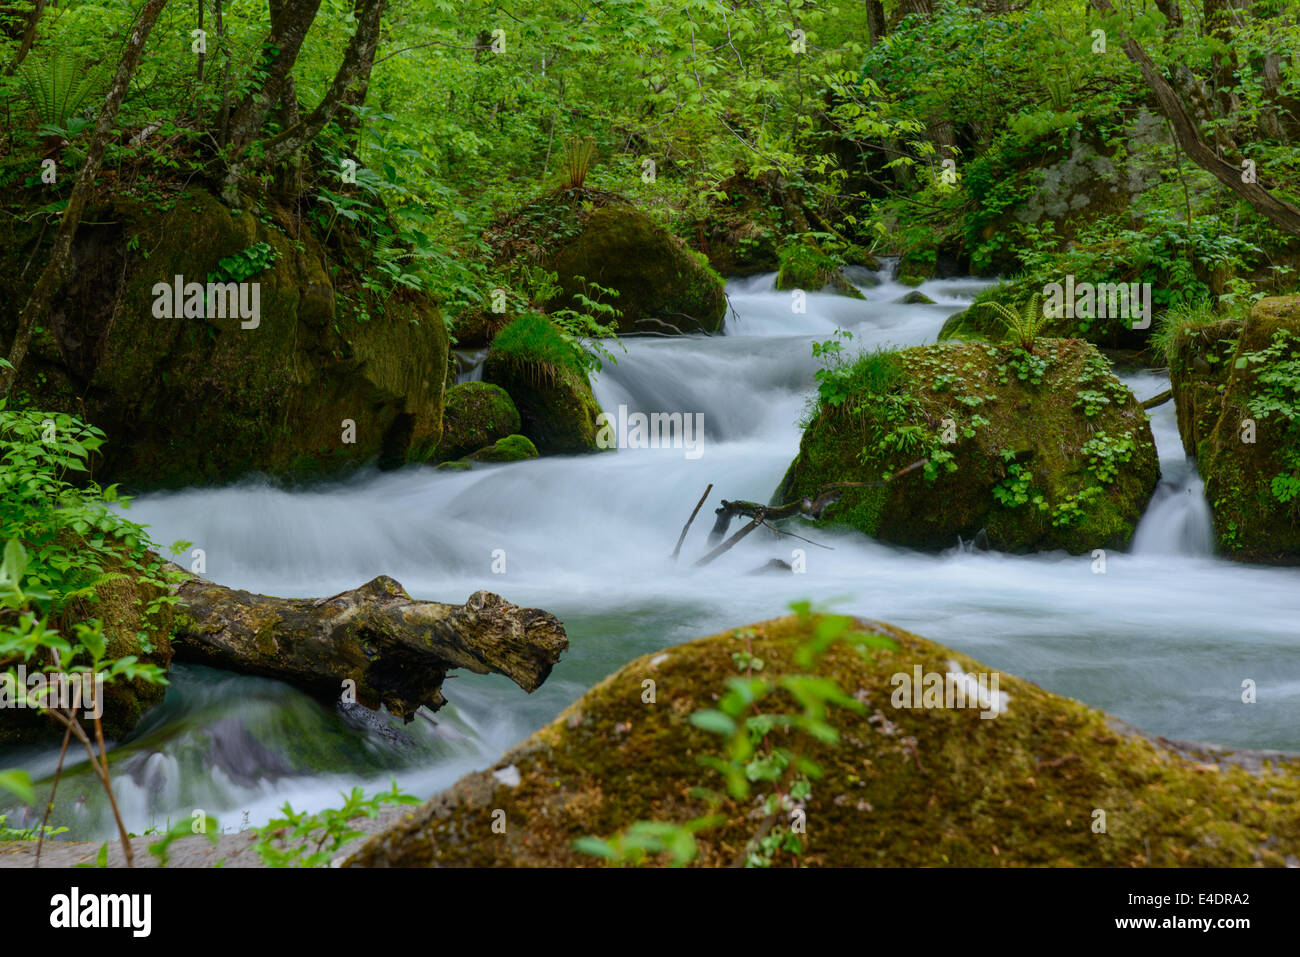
xmin=464 ymin=433 xmax=538 ymax=463
xmin=1197 ymin=296 xmax=1300 ymax=563
xmin=483 ymin=338 xmax=605 ymax=455
xmin=0 ymin=185 xmax=449 ymax=488
xmin=435 ymin=382 xmax=522 ymax=462
xmin=346 ymin=614 xmax=1300 ymax=868
xmin=775 ymin=339 xmax=1159 ymax=553
xmin=551 ymin=204 xmax=728 ymax=334
xmin=774 ymin=236 xmax=865 ymax=299
xmin=489 ymin=312 xmax=591 ymax=381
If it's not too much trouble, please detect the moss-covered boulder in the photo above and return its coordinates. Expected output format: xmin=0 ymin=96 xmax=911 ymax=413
xmin=773 ymin=339 xmax=1159 ymax=553
xmin=550 ymin=204 xmax=727 ymax=335
xmin=1189 ymin=297 xmax=1300 ymax=562
xmin=1166 ymin=315 xmax=1242 ymax=461
xmin=486 ymin=190 xmax=726 ymax=336
xmin=0 ymin=553 xmax=174 ymax=746
xmin=0 ymin=186 xmax=448 ymax=487
xmin=690 ymin=174 xmax=789 ymax=276
xmin=464 ymin=434 xmax=538 ymax=463
xmin=481 ymin=313 xmax=605 ymax=455
xmin=774 ymin=236 xmax=865 ymax=299
xmin=346 ymin=614 xmax=1300 ymax=867
xmin=434 ymin=383 xmax=521 ymax=462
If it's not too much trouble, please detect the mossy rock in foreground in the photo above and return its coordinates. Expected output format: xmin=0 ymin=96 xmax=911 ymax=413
xmin=345 ymin=615 xmax=1300 ymax=867
xmin=1198 ymin=296 xmax=1300 ymax=563
xmin=434 ymin=383 xmax=522 ymax=462
xmin=774 ymin=339 xmax=1159 ymax=553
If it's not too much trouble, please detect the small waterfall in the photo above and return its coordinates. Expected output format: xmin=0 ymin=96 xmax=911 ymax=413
xmin=1131 ymin=472 xmax=1215 ymax=556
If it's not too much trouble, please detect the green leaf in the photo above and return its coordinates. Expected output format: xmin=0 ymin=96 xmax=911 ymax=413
xmin=688 ymin=709 xmax=736 ymax=736
xmin=0 ymin=770 xmax=35 ymax=804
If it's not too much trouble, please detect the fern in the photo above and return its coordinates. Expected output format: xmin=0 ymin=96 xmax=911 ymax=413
xmin=17 ymin=51 xmax=109 ymax=132
xmin=562 ymin=135 xmax=597 ymax=190
xmin=979 ymin=293 xmax=1048 ymax=353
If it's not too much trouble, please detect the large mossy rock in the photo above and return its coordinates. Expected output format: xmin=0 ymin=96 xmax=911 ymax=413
xmin=550 ymin=204 xmax=727 ymax=335
xmin=774 ymin=339 xmax=1159 ymax=553
xmin=0 ymin=553 xmax=174 ymax=746
xmin=346 ymin=614 xmax=1300 ymax=867
xmin=481 ymin=313 xmax=605 ymax=455
xmin=434 ymin=383 xmax=521 ymax=462
xmin=1186 ymin=297 xmax=1300 ymax=563
xmin=0 ymin=187 xmax=447 ymax=487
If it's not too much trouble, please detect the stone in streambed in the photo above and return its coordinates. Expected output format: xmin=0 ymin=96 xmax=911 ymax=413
xmin=434 ymin=382 xmax=521 ymax=462
xmin=344 ymin=614 xmax=1300 ymax=867
xmin=773 ymin=338 xmax=1159 ymax=553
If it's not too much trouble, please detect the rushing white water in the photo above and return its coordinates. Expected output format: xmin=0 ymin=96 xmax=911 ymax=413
xmin=9 ymin=267 xmax=1300 ymax=839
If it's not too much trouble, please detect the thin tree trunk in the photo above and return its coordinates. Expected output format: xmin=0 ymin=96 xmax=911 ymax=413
xmin=255 ymin=0 xmax=387 ymax=169
xmin=337 ymin=0 xmax=380 ymax=142
xmin=4 ymin=0 xmax=47 ymax=76
xmin=865 ymin=0 xmax=886 ymax=47
xmin=0 ymin=0 xmax=169 ymax=398
xmin=1088 ymin=0 xmax=1300 ymax=239
xmin=223 ymin=0 xmax=323 ymax=152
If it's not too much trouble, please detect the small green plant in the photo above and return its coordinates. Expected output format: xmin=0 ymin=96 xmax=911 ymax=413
xmin=562 ymin=135 xmax=597 ymax=190
xmin=249 ymin=782 xmax=420 ymax=867
xmin=978 ymin=292 xmax=1048 ymax=352
xmin=15 ymin=51 xmax=109 ymax=134
xmin=207 ymin=242 xmax=277 ymax=284
xmin=576 ymin=604 xmax=895 ymax=868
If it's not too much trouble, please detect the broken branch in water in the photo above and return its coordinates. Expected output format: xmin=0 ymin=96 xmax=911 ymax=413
xmin=691 ymin=457 xmax=928 ymax=567
xmin=673 ymin=483 xmax=714 ymax=561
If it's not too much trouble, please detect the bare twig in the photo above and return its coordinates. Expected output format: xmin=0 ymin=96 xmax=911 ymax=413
xmin=673 ymin=484 xmax=713 ymax=561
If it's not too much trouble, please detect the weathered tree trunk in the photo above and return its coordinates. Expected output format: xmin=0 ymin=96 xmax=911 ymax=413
xmin=0 ymin=0 xmax=169 ymax=397
xmin=337 ymin=0 xmax=380 ymax=142
xmin=256 ymin=0 xmax=386 ymax=168
xmin=170 ymin=568 xmax=567 ymax=719
xmin=222 ymin=0 xmax=385 ymax=200
xmin=1088 ymin=0 xmax=1300 ymax=239
xmin=224 ymin=0 xmax=323 ymax=154
xmin=4 ymin=0 xmax=47 ymax=76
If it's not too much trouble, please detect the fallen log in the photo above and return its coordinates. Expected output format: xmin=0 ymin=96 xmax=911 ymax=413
xmin=169 ymin=566 xmax=567 ymax=720
xmin=1141 ymin=388 xmax=1173 ymax=410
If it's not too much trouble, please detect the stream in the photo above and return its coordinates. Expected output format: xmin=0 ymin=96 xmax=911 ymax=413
xmin=7 ymin=267 xmax=1300 ymax=840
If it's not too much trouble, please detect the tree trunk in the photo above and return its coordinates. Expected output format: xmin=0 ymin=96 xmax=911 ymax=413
xmin=1087 ymin=0 xmax=1300 ymax=239
xmin=1203 ymin=0 xmax=1241 ymax=117
xmin=1153 ymin=0 xmax=1183 ymax=30
xmin=866 ymin=0 xmax=886 ymax=47
xmin=337 ymin=0 xmax=380 ymax=142
xmin=171 ymin=568 xmax=568 ymax=719
xmin=0 ymin=0 xmax=169 ymax=398
xmin=4 ymin=0 xmax=47 ymax=76
xmin=257 ymin=0 xmax=387 ymax=168
xmin=224 ymin=0 xmax=323 ymax=153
